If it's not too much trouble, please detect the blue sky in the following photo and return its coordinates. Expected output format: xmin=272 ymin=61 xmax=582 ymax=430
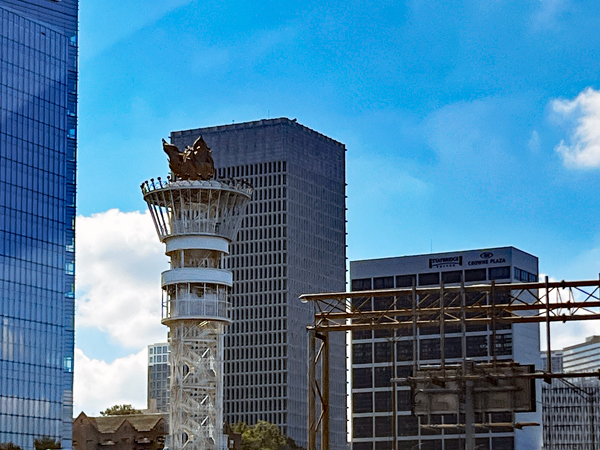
xmin=73 ymin=0 xmax=600 ymax=412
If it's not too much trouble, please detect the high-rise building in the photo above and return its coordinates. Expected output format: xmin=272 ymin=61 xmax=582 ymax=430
xmin=350 ymin=247 xmax=542 ymax=450
xmin=0 ymin=1 xmax=77 ymax=448
xmin=170 ymin=118 xmax=347 ymax=448
xmin=148 ymin=343 xmax=170 ymax=413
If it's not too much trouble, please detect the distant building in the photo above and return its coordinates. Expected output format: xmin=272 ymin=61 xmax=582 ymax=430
xmin=540 ymin=350 xmax=563 ymax=372
xmin=350 ymin=247 xmax=542 ymax=450
xmin=563 ymin=335 xmax=600 ymax=373
xmin=0 ymin=0 xmax=78 ymax=447
xmin=542 ymin=339 xmax=600 ymax=449
xmin=147 ymin=343 xmax=169 ymax=413
xmin=72 ymin=412 xmax=166 ymax=450
xmin=171 ymin=118 xmax=347 ymax=447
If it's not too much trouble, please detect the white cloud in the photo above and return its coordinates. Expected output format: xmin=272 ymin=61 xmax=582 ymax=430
xmin=528 ymin=130 xmax=541 ymax=152
xmin=73 ymin=347 xmax=148 ymax=416
xmin=76 ymin=209 xmax=167 ymax=349
xmin=552 ymin=87 xmax=600 ymax=168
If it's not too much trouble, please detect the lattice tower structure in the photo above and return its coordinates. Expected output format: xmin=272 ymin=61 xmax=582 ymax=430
xmin=142 ymin=178 xmax=252 ymax=450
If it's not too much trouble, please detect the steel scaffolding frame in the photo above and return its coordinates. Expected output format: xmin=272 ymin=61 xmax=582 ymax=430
xmin=301 ymin=277 xmax=600 ymax=450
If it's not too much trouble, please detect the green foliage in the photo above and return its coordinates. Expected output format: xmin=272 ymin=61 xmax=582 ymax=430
xmin=100 ymin=404 xmax=142 ymax=416
xmin=33 ymin=437 xmax=61 ymax=450
xmin=231 ymin=421 xmax=304 ymax=450
xmin=0 ymin=443 xmax=23 ymax=450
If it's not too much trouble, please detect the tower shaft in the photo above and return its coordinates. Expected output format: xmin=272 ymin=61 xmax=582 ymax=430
xmin=143 ymin=178 xmax=251 ymax=450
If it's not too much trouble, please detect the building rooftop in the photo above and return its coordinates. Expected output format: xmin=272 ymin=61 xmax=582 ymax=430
xmin=73 ymin=412 xmax=166 ymax=433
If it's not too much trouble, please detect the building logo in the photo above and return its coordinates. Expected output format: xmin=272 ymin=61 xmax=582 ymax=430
xmin=429 ymin=256 xmax=462 ymax=268
xmin=468 ymin=252 xmax=507 ymax=266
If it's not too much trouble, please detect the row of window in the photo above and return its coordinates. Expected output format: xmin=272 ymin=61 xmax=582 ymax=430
xmin=224 ymin=371 xmax=287 ymax=389
xmin=228 ymin=291 xmax=287 ymax=307
xmin=353 ymin=414 xmax=514 ymax=440
xmin=232 ymin=278 xmax=287 ymax=294
xmin=352 ymin=266 xmax=520 ymax=292
xmin=235 ymin=265 xmax=286 ymax=281
xmin=226 ymin=398 xmax=287 ymax=414
xmin=352 ymin=436 xmax=513 ymax=450
xmin=352 ymin=334 xmax=513 ymax=364
xmin=226 ymin=252 xmax=287 ymax=270
xmin=217 ymin=161 xmax=286 ymax=179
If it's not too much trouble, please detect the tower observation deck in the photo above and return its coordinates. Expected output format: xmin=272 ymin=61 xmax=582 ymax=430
xmin=142 ymin=137 xmax=252 ymax=450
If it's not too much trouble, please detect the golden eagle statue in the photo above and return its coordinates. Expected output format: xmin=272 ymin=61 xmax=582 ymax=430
xmin=162 ymin=136 xmax=215 ymax=181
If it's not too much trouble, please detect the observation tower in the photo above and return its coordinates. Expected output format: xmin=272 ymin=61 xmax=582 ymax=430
xmin=141 ymin=137 xmax=252 ymax=450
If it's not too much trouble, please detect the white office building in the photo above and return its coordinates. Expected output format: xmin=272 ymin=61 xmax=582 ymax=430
xmin=350 ymin=247 xmax=542 ymax=450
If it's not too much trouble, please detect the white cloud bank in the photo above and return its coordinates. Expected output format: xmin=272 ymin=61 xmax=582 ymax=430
xmin=552 ymin=87 xmax=600 ymax=168
xmin=73 ymin=347 xmax=148 ymax=416
xmin=74 ymin=209 xmax=167 ymax=414
xmin=76 ymin=209 xmax=167 ymax=349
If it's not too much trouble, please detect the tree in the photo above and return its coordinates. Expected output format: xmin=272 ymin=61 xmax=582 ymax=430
xmin=33 ymin=437 xmax=61 ymax=450
xmin=100 ymin=404 xmax=142 ymax=416
xmin=0 ymin=443 xmax=23 ymax=450
xmin=231 ymin=421 xmax=304 ymax=450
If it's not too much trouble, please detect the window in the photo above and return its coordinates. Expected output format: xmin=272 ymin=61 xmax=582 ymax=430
xmin=353 ymin=417 xmax=373 ymax=438
xmin=397 ymin=389 xmax=412 ymax=410
xmin=441 ymin=271 xmax=461 ymax=284
xmin=489 ymin=266 xmax=510 ymax=280
xmin=396 ymin=274 xmax=416 ymax=288
xmin=396 ymin=340 xmax=413 ymax=362
xmin=466 ymin=335 xmax=488 ymax=357
xmin=374 ymin=341 xmax=392 ymax=363
xmin=374 ymin=391 xmax=392 ymax=412
xmin=374 ymin=366 xmax=392 ymax=387
xmin=444 ymin=337 xmax=462 ymax=359
xmin=375 ymin=416 xmax=392 ymax=436
xmin=419 ymin=273 xmax=440 ymax=286
xmin=353 ymin=368 xmax=372 ymax=389
xmin=353 ymin=392 xmax=372 ymax=413
xmin=353 ymin=343 xmax=372 ymax=364
xmin=420 ymin=339 xmax=441 ymax=360
xmin=374 ymin=276 xmax=394 ymax=290
xmin=352 ymin=278 xmax=372 ymax=291
xmin=465 ymin=268 xmax=486 ymax=282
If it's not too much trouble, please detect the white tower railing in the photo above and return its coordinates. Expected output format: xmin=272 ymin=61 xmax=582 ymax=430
xmin=142 ymin=177 xmax=251 ymax=450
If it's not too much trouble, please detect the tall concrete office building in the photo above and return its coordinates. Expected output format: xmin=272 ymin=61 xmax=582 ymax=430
xmin=171 ymin=118 xmax=347 ymax=447
xmin=0 ymin=0 xmax=77 ymax=448
xmin=350 ymin=247 xmax=542 ymax=450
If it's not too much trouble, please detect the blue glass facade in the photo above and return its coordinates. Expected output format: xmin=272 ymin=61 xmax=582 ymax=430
xmin=0 ymin=0 xmax=77 ymax=448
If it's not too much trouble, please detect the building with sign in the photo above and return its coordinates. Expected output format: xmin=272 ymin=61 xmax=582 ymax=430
xmin=350 ymin=247 xmax=542 ymax=450
xmin=170 ymin=118 xmax=347 ymax=448
xmin=0 ymin=0 xmax=78 ymax=447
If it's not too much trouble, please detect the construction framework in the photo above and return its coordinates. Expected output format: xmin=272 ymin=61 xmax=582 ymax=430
xmin=301 ymin=277 xmax=600 ymax=450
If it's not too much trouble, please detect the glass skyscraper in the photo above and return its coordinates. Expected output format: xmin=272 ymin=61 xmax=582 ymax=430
xmin=0 ymin=0 xmax=77 ymax=448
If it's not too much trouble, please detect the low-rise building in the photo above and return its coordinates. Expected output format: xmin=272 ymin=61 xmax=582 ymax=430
xmin=72 ymin=412 xmax=166 ymax=450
